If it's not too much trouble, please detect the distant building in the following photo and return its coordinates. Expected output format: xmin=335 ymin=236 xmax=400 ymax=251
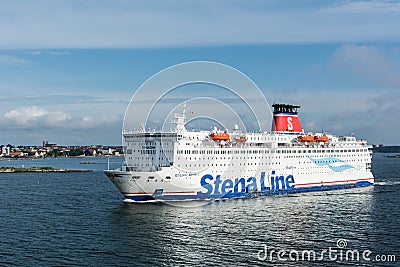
xmin=43 ymin=141 xmax=57 ymax=148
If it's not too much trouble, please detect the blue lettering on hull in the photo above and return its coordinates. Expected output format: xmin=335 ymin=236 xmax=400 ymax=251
xmin=197 ymin=171 xmax=295 ymax=198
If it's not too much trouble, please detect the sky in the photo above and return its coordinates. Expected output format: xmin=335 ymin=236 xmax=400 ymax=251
xmin=0 ymin=0 xmax=400 ymax=145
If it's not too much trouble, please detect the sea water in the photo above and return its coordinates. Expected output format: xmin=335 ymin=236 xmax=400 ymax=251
xmin=0 ymin=154 xmax=398 ymax=266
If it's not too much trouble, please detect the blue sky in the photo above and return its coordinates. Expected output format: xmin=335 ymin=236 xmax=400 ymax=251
xmin=1 ymin=0 xmax=400 ymax=145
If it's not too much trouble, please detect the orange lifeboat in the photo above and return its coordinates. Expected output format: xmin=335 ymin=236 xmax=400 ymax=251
xmin=210 ymin=132 xmax=230 ymax=141
xmin=314 ymin=135 xmax=328 ymax=142
xmin=234 ymin=136 xmax=247 ymax=142
xmin=298 ymin=135 xmax=314 ymax=142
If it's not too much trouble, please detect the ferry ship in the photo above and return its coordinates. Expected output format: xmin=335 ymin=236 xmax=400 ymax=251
xmin=104 ymin=103 xmax=374 ymax=202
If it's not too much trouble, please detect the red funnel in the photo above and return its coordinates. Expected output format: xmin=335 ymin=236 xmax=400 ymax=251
xmin=271 ymin=104 xmax=303 ymax=133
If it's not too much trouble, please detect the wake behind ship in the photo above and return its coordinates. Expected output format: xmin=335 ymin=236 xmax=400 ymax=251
xmin=105 ymin=104 xmax=374 ymax=202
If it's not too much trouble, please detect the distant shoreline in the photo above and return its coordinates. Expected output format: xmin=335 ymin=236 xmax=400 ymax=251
xmin=373 ymin=146 xmax=400 ymax=153
xmin=0 ymin=155 xmax=121 ymax=161
xmin=0 ymin=167 xmax=91 ymax=173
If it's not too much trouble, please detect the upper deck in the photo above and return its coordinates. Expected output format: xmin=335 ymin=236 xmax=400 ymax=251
xmin=122 ymin=103 xmax=371 ymax=172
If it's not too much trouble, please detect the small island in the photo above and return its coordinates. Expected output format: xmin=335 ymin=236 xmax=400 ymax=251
xmin=0 ymin=167 xmax=91 ymax=173
xmin=384 ymin=154 xmax=400 ymax=158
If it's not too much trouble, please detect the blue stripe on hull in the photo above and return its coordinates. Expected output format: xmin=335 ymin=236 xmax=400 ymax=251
xmin=354 ymin=181 xmax=373 ymax=187
xmin=124 ymin=182 xmax=374 ymax=202
xmin=125 ymin=195 xmax=156 ymax=202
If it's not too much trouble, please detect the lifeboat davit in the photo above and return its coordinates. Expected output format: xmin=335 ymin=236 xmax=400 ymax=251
xmin=314 ymin=135 xmax=328 ymax=142
xmin=234 ymin=136 xmax=247 ymax=142
xmin=210 ymin=132 xmax=230 ymax=141
xmin=298 ymin=135 xmax=314 ymax=142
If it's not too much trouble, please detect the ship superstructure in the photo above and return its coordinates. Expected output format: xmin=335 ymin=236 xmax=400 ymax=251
xmin=105 ymin=104 xmax=374 ymax=202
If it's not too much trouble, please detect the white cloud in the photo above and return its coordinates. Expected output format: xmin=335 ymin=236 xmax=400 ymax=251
xmin=47 ymin=51 xmax=68 ymax=56
xmin=4 ymin=106 xmax=70 ymax=127
xmin=2 ymin=106 xmax=118 ymax=130
xmin=24 ymin=51 xmax=41 ymax=55
xmin=0 ymin=54 xmax=30 ymax=64
xmin=329 ymin=44 xmax=400 ymax=88
xmin=4 ymin=106 xmax=49 ymax=124
xmin=0 ymin=1 xmax=399 ymax=48
xmin=322 ymin=0 xmax=400 ymax=13
xmin=23 ymin=50 xmax=68 ymax=55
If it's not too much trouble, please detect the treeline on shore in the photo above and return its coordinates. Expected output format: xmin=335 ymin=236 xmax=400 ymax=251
xmin=46 ymin=148 xmax=89 ymax=157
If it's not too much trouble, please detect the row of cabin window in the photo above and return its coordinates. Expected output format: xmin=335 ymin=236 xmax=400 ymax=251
xmin=128 ymin=157 xmax=170 ymax=161
xmin=181 ymin=136 xmax=287 ymax=141
xmin=126 ymin=149 xmax=173 ymax=154
xmin=176 ymin=148 xmax=368 ymax=155
xmin=176 ymin=162 xmax=364 ymax=170
xmin=177 ymin=156 xmax=368 ymax=162
xmin=129 ymin=142 xmax=173 ymax=146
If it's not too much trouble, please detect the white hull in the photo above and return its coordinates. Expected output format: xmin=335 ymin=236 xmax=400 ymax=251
xmin=105 ymin=147 xmax=374 ymax=201
xmin=105 ymin=103 xmax=374 ymax=202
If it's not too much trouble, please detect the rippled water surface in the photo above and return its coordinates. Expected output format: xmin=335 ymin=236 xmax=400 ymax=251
xmin=0 ymin=154 xmax=398 ymax=266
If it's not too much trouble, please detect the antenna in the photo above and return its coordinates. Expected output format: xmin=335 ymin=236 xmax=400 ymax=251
xmin=172 ymin=102 xmax=188 ymax=132
xmin=182 ymin=101 xmax=187 ymax=118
